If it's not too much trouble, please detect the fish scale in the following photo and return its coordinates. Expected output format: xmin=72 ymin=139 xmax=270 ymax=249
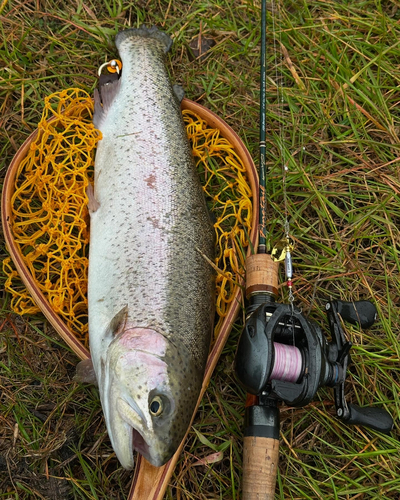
xmin=85 ymin=27 xmax=215 ymax=469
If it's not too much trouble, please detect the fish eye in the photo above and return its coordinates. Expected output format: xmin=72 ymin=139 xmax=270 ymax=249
xmin=149 ymin=396 xmax=163 ymax=416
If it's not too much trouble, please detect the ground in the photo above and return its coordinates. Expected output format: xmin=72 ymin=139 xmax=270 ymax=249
xmin=1 ymin=1 xmax=400 ymax=499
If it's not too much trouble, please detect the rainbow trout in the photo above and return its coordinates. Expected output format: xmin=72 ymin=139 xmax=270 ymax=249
xmin=83 ymin=27 xmax=215 ymax=469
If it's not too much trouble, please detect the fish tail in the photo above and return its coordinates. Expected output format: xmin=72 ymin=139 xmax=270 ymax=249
xmin=115 ymin=26 xmax=172 ymax=53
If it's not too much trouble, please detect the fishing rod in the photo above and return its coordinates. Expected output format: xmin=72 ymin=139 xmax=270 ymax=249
xmin=234 ymin=1 xmax=394 ymax=498
xmin=258 ymin=0 xmax=268 ymax=255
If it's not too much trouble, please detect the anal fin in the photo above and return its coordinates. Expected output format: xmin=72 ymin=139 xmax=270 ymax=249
xmin=93 ymin=78 xmax=121 ymax=129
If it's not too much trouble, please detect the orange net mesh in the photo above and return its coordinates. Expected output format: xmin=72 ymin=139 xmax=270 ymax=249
xmin=3 ymin=89 xmax=98 ymax=345
xmin=3 ymin=90 xmax=252 ymax=346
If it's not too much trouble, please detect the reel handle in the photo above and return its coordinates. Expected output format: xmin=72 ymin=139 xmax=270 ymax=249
xmin=332 ymin=300 xmax=377 ymax=329
xmin=328 ymin=299 xmax=394 ymax=435
xmin=242 ymin=403 xmax=280 ymax=500
xmin=343 ymin=404 xmax=394 ymax=435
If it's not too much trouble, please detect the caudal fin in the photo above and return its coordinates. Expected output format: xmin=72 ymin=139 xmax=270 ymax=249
xmin=115 ymin=26 xmax=172 ymax=54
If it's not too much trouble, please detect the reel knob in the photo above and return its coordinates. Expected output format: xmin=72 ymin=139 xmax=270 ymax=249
xmin=327 ymin=300 xmax=377 ymax=329
xmin=341 ymin=404 xmax=394 ymax=435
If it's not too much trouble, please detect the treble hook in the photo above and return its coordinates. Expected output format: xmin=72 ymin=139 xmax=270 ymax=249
xmin=97 ymin=59 xmax=122 ymax=76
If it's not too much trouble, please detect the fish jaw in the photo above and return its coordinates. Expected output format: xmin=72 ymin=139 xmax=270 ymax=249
xmin=99 ymin=328 xmax=202 ymax=469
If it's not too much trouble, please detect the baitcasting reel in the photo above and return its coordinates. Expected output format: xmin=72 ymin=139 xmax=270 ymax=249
xmin=235 ymin=292 xmax=394 ymax=433
xmin=234 ymin=255 xmax=394 ymax=499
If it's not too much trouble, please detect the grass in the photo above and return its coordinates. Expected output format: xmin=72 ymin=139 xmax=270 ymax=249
xmin=1 ymin=0 xmax=400 ymax=498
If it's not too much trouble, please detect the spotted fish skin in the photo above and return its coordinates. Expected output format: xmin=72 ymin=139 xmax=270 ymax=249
xmin=88 ymin=27 xmax=215 ymax=469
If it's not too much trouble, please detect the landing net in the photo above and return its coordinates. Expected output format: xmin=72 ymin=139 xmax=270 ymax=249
xmin=3 ymin=89 xmax=252 ymax=347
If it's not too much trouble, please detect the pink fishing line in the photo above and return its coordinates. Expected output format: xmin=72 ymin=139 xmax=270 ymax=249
xmin=270 ymin=342 xmax=302 ymax=383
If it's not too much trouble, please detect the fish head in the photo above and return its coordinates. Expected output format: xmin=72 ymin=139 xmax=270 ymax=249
xmin=100 ymin=327 xmax=202 ymax=469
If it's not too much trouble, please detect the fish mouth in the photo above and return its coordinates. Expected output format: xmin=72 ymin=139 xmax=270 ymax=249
xmin=131 ymin=426 xmax=149 ymax=459
xmin=129 ymin=424 xmax=168 ymax=467
xmin=116 ymin=397 xmax=155 ymax=465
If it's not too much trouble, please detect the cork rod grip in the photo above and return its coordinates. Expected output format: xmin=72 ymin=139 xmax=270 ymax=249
xmin=245 ymin=254 xmax=279 ymax=298
xmin=242 ymin=436 xmax=279 ymax=500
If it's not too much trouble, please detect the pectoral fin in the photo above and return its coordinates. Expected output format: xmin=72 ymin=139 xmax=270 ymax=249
xmin=105 ymin=305 xmax=129 ymax=338
xmin=74 ymin=358 xmax=97 ymax=385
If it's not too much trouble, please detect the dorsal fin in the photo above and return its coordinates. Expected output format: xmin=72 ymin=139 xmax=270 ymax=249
xmin=173 ymin=84 xmax=185 ymax=103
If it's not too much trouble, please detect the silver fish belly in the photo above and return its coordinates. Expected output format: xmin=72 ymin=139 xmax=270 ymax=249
xmin=87 ymin=27 xmax=215 ymax=469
